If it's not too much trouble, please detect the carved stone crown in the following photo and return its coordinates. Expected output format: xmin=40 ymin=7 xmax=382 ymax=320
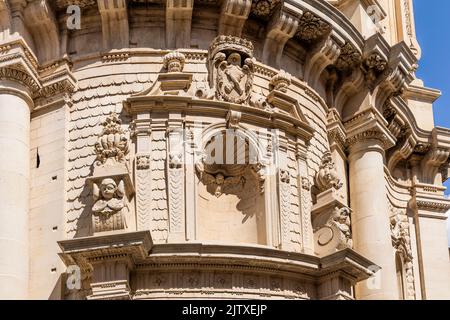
xmin=94 ymin=113 xmax=130 ymax=166
xmin=209 ymin=35 xmax=254 ymax=59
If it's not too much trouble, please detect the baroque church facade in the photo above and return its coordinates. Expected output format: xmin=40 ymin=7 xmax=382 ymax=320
xmin=0 ymin=0 xmax=449 ymax=300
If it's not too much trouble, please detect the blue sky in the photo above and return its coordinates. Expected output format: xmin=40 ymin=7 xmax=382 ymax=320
xmin=414 ymin=0 xmax=450 ymax=195
xmin=413 ymin=0 xmax=450 ymax=245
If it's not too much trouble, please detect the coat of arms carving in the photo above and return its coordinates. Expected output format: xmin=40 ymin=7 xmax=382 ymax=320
xmin=209 ymin=36 xmax=255 ymax=104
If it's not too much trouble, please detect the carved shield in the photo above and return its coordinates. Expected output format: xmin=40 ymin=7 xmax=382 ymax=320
xmin=216 ymin=54 xmax=253 ymax=104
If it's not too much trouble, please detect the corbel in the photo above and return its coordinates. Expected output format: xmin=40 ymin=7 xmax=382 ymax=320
xmin=218 ymin=0 xmax=252 ymax=37
xmin=98 ymin=0 xmax=129 ymax=50
xmin=165 ymin=0 xmax=194 ymax=49
xmin=262 ymin=5 xmax=299 ymax=68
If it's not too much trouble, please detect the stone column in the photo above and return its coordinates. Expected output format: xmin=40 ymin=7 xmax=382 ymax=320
xmin=0 ymin=80 xmax=33 ymax=299
xmin=345 ymin=109 xmax=398 ymax=300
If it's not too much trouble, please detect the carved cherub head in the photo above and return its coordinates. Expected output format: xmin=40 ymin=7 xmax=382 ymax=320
xmin=100 ymin=178 xmax=118 ymax=200
xmin=93 ymin=178 xmax=125 ymax=202
xmin=215 ymin=173 xmax=225 ymax=185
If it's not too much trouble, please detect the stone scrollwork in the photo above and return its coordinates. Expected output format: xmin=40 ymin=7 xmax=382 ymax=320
xmin=195 ymin=151 xmax=265 ymax=197
xmin=313 ymin=206 xmax=353 ymax=256
xmin=196 ymin=156 xmax=246 ymax=198
xmin=362 ymin=52 xmax=388 ymax=89
xmin=315 ymin=152 xmax=343 ymax=192
xmin=270 ymin=70 xmax=291 ymax=93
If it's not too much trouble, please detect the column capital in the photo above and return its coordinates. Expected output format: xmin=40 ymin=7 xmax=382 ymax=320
xmin=0 ymin=37 xmax=76 ymax=108
xmin=0 ymin=38 xmax=40 ymax=94
xmin=344 ymin=107 xmax=396 ymax=153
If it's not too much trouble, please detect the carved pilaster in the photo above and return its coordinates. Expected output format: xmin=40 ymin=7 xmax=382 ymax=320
xmin=278 ymin=168 xmax=292 ymax=251
xmin=167 ymin=121 xmax=186 ymax=242
xmin=136 ymin=154 xmax=152 ymax=231
xmin=296 ymin=142 xmax=313 ymax=254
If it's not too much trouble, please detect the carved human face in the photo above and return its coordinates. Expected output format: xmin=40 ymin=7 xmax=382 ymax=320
xmin=100 ymin=179 xmax=117 ymax=200
xmin=216 ymin=174 xmax=225 ymax=185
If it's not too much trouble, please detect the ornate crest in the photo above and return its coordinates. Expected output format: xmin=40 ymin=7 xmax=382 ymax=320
xmin=209 ymin=36 xmax=255 ymax=104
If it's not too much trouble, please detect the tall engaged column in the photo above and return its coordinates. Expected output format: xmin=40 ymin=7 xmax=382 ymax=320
xmin=346 ymin=109 xmax=398 ymax=300
xmin=0 ymin=81 xmax=32 ymax=299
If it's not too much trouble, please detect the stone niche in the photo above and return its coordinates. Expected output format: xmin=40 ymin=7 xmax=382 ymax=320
xmin=195 ymin=129 xmax=267 ymax=245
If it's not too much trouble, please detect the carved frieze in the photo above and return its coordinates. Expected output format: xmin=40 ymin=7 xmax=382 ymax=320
xmin=251 ymin=0 xmax=281 ymax=19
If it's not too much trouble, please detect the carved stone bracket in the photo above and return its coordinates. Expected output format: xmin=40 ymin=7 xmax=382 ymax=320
xmin=219 ymin=0 xmax=252 ymax=37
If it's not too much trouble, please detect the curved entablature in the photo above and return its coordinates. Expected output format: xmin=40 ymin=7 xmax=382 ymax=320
xmin=0 ymin=1 xmax=421 ymax=122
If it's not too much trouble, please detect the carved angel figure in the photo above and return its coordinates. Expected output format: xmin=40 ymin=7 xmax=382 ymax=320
xmin=92 ymin=178 xmax=125 ymax=216
xmin=332 ymin=207 xmax=353 ymax=248
xmin=201 ymin=172 xmax=246 ymax=198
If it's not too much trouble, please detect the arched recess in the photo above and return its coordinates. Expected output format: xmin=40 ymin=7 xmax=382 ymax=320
xmin=194 ymin=123 xmax=270 ymax=246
